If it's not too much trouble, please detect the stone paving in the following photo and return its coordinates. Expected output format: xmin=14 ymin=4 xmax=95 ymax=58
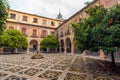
xmin=0 ymin=53 xmax=120 ymax=80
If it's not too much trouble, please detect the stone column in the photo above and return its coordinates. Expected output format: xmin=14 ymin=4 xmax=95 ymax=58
xmin=71 ymin=40 xmax=74 ymax=55
xmin=15 ymin=48 xmax=18 ymax=53
xmin=99 ymin=49 xmax=105 ymax=59
xmin=55 ymin=48 xmax=58 ymax=53
xmin=47 ymin=48 xmax=49 ymax=52
xmin=59 ymin=47 xmax=61 ymax=53
xmin=27 ymin=43 xmax=30 ymax=53
xmin=38 ymin=42 xmax=40 ymax=52
xmin=0 ymin=48 xmax=3 ymax=53
xmin=64 ymin=42 xmax=67 ymax=54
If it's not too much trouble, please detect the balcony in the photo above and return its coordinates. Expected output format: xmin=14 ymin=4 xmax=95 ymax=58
xmin=23 ymin=33 xmax=28 ymax=37
xmin=40 ymin=35 xmax=46 ymax=38
xmin=30 ymin=34 xmax=38 ymax=38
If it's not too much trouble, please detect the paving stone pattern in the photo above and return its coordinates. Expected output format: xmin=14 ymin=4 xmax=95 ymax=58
xmin=0 ymin=53 xmax=120 ymax=80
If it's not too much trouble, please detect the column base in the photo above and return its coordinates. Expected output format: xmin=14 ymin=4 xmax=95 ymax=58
xmin=64 ymin=51 xmax=67 ymax=54
xmin=71 ymin=52 xmax=74 ymax=55
xmin=27 ymin=50 xmax=29 ymax=53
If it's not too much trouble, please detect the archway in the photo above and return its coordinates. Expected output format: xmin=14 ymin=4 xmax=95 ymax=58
xmin=60 ymin=39 xmax=64 ymax=52
xmin=66 ymin=38 xmax=71 ymax=53
xmin=29 ymin=40 xmax=38 ymax=52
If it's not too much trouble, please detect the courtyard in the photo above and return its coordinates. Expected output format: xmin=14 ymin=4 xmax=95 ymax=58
xmin=0 ymin=53 xmax=120 ymax=80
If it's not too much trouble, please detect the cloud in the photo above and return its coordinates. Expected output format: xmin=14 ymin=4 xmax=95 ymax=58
xmin=8 ymin=0 xmax=93 ymax=19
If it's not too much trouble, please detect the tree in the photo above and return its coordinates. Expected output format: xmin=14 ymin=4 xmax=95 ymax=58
xmin=0 ymin=0 xmax=9 ymax=34
xmin=72 ymin=21 xmax=89 ymax=52
xmin=72 ymin=5 xmax=108 ymax=52
xmin=0 ymin=29 xmax=28 ymax=53
xmin=91 ymin=5 xmax=120 ymax=67
xmin=40 ymin=35 xmax=59 ymax=52
xmin=72 ymin=5 xmax=120 ymax=67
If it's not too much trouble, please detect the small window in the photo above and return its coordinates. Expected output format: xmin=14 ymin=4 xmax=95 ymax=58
xmin=42 ymin=20 xmax=47 ymax=25
xmin=33 ymin=29 xmax=37 ymax=35
xmin=22 ymin=16 xmax=27 ymax=21
xmin=9 ymin=26 xmax=14 ymax=30
xmin=51 ymin=31 xmax=54 ymax=35
xmin=51 ymin=22 xmax=55 ymax=26
xmin=10 ymin=13 xmax=16 ymax=19
xmin=41 ymin=30 xmax=48 ymax=38
xmin=60 ymin=32 xmax=63 ymax=37
xmin=33 ymin=18 xmax=38 ymax=23
xmin=21 ymin=28 xmax=26 ymax=35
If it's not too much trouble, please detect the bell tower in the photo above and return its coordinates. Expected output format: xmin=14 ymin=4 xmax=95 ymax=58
xmin=56 ymin=9 xmax=63 ymax=20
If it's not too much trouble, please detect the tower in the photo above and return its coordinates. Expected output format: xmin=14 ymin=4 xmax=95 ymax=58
xmin=56 ymin=10 xmax=63 ymax=20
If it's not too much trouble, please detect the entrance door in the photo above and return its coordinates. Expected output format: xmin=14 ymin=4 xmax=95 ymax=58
xmin=33 ymin=45 xmax=37 ymax=50
xmin=66 ymin=38 xmax=71 ymax=53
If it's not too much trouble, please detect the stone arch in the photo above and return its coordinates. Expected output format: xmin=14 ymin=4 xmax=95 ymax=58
xmin=60 ymin=39 xmax=64 ymax=52
xmin=66 ymin=38 xmax=71 ymax=53
xmin=29 ymin=39 xmax=38 ymax=52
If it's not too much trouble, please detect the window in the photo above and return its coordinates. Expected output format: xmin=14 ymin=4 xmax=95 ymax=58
xmin=56 ymin=33 xmax=59 ymax=37
xmin=33 ymin=18 xmax=38 ymax=23
xmin=60 ymin=32 xmax=63 ymax=37
xmin=21 ymin=28 xmax=26 ymax=35
xmin=51 ymin=31 xmax=54 ymax=35
xmin=9 ymin=26 xmax=14 ymax=30
xmin=10 ymin=13 xmax=16 ymax=19
xmin=51 ymin=22 xmax=55 ymax=26
xmin=65 ymin=29 xmax=70 ymax=35
xmin=33 ymin=29 xmax=37 ymax=35
xmin=42 ymin=20 xmax=47 ymax=25
xmin=22 ymin=16 xmax=27 ymax=21
xmin=41 ymin=30 xmax=47 ymax=38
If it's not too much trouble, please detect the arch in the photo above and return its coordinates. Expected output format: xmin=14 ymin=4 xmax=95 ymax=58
xmin=66 ymin=38 xmax=71 ymax=53
xmin=60 ymin=39 xmax=64 ymax=52
xmin=29 ymin=40 xmax=38 ymax=52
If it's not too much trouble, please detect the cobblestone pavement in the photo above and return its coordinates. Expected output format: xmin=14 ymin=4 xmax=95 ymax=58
xmin=0 ymin=53 xmax=120 ymax=80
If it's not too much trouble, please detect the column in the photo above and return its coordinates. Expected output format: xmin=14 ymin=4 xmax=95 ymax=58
xmin=38 ymin=42 xmax=40 ymax=52
xmin=15 ymin=48 xmax=18 ymax=53
xmin=55 ymin=48 xmax=58 ymax=53
xmin=64 ymin=42 xmax=67 ymax=54
xmin=47 ymin=48 xmax=49 ymax=52
xmin=71 ymin=40 xmax=74 ymax=55
xmin=99 ymin=49 xmax=105 ymax=59
xmin=0 ymin=47 xmax=4 ymax=53
xmin=59 ymin=47 xmax=61 ymax=53
xmin=27 ymin=43 xmax=30 ymax=53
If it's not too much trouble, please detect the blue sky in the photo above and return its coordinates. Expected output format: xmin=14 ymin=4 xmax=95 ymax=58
xmin=8 ymin=0 xmax=93 ymax=19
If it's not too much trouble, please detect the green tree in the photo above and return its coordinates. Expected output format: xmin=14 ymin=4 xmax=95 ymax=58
xmin=0 ymin=0 xmax=9 ymax=34
xmin=72 ymin=5 xmax=120 ymax=67
xmin=72 ymin=20 xmax=89 ymax=51
xmin=91 ymin=5 xmax=120 ymax=66
xmin=0 ymin=29 xmax=28 ymax=53
xmin=72 ymin=5 xmax=107 ymax=52
xmin=40 ymin=35 xmax=59 ymax=51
